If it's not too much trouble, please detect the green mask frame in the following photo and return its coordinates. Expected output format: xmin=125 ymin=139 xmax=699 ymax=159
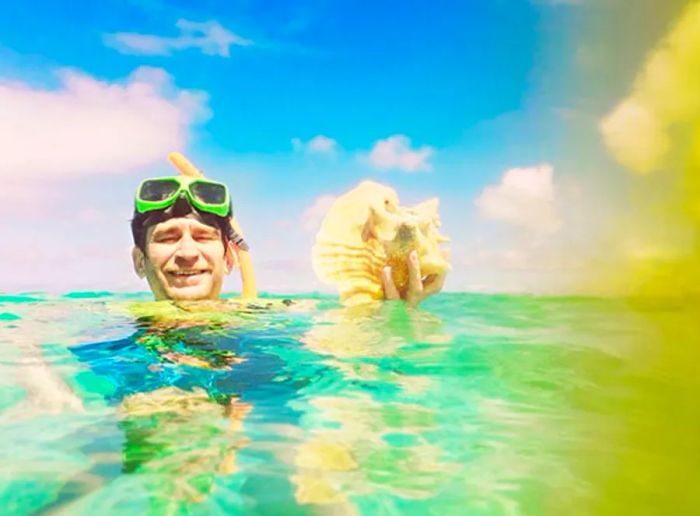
xmin=135 ymin=176 xmax=231 ymax=218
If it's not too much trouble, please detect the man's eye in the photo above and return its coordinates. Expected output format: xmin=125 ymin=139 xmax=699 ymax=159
xmin=196 ymin=233 xmax=219 ymax=241
xmin=154 ymin=235 xmax=178 ymax=243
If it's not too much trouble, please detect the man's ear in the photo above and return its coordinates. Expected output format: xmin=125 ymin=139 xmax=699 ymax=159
xmin=132 ymin=247 xmax=147 ymax=278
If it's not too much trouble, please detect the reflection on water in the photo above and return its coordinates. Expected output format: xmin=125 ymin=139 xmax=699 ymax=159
xmin=118 ymin=387 xmax=250 ymax=511
xmin=0 ymin=293 xmax=698 ymax=514
xmin=293 ymin=302 xmax=454 ymax=508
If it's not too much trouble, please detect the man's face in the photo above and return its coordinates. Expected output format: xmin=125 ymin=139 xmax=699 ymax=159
xmin=132 ymin=216 xmax=231 ymax=300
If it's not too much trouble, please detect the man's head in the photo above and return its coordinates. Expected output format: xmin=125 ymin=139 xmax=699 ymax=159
xmin=131 ymin=190 xmax=234 ymax=301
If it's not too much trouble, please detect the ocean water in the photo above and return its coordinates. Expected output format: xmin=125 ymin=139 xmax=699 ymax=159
xmin=0 ymin=292 xmax=698 ymax=515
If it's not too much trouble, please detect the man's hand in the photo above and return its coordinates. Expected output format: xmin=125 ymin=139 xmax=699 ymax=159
xmin=381 ymin=250 xmax=446 ymax=307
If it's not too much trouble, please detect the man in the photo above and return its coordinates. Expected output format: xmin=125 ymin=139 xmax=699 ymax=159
xmin=131 ymin=154 xmax=444 ymax=304
xmin=130 ymin=178 xmax=240 ymax=301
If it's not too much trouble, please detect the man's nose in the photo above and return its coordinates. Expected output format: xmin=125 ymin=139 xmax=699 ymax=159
xmin=174 ymin=232 xmax=200 ymax=262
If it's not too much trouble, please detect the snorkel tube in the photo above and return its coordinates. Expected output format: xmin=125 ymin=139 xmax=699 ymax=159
xmin=167 ymin=152 xmax=258 ymax=300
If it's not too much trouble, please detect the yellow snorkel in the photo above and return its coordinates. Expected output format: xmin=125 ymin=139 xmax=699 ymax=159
xmin=167 ymin=152 xmax=258 ymax=300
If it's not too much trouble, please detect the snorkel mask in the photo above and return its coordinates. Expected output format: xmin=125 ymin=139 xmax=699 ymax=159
xmin=134 ymin=175 xmax=248 ymax=251
xmin=136 ymin=176 xmax=231 ymax=218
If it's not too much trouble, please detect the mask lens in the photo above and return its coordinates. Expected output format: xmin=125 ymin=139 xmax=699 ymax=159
xmin=140 ymin=179 xmax=180 ymax=201
xmin=190 ymin=181 xmax=227 ymax=205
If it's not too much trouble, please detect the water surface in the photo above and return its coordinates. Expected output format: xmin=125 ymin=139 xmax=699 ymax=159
xmin=0 ymin=292 xmax=697 ymax=514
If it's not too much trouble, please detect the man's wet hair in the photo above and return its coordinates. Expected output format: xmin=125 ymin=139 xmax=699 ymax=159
xmin=131 ymin=196 xmax=233 ymax=253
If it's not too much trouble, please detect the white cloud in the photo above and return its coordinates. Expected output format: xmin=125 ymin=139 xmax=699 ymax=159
xmin=292 ymin=135 xmax=338 ymax=155
xmin=307 ymin=135 xmax=338 ymax=154
xmin=301 ymin=194 xmax=337 ymax=233
xmin=367 ymin=135 xmax=433 ymax=172
xmin=104 ymin=19 xmax=252 ymax=57
xmin=0 ymin=66 xmax=209 ymax=181
xmin=474 ymin=164 xmax=561 ymax=234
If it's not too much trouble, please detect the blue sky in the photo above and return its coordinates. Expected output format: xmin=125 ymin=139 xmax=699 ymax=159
xmin=1 ymin=0 xmax=658 ymax=295
xmin=4 ymin=0 xmax=572 ymax=152
xmin=1 ymin=0 xmax=540 ymax=150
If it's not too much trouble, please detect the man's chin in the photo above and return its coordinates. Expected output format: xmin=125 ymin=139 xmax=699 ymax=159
xmin=145 ymin=270 xmax=222 ymax=301
xmin=157 ymin=275 xmax=218 ymax=300
xmin=164 ymin=284 xmax=218 ymax=301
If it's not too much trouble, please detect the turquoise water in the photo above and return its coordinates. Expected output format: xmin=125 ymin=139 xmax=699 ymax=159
xmin=0 ymin=292 xmax=698 ymax=514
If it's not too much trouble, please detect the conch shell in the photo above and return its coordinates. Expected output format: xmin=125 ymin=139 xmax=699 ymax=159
xmin=312 ymin=180 xmax=450 ymax=305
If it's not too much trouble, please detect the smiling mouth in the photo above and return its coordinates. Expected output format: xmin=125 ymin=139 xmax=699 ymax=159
xmin=166 ymin=270 xmax=210 ymax=283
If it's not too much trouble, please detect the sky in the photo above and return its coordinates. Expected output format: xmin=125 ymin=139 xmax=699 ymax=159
xmin=0 ymin=0 xmax=694 ymax=295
